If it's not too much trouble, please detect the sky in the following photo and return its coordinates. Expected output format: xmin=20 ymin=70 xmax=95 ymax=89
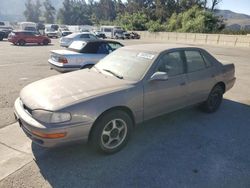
xmin=217 ymin=0 xmax=250 ymax=15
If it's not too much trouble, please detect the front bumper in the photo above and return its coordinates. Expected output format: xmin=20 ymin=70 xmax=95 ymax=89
xmin=14 ymin=98 xmax=93 ymax=147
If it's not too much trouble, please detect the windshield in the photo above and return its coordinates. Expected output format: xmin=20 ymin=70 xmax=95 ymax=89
xmin=95 ymin=49 xmax=157 ymax=81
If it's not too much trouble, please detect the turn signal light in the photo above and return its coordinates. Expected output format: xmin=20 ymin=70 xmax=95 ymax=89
xmin=32 ymin=130 xmax=67 ymax=139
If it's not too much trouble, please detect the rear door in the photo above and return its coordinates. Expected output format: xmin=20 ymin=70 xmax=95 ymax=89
xmin=184 ymin=49 xmax=216 ymax=105
xmin=143 ymin=50 xmax=188 ymax=120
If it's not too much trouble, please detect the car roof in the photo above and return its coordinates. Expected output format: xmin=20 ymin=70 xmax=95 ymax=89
xmin=13 ymin=30 xmax=35 ymax=33
xmin=86 ymin=39 xmax=121 ymax=43
xmin=123 ymin=43 xmax=203 ymax=53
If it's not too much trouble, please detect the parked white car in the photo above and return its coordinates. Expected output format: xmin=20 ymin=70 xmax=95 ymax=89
xmin=59 ymin=32 xmax=98 ymax=47
xmin=45 ymin=28 xmax=58 ymax=38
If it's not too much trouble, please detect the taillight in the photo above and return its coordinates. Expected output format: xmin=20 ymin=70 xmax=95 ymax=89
xmin=58 ymin=57 xmax=68 ymax=64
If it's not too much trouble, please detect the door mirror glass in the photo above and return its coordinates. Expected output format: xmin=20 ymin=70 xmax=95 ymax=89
xmin=150 ymin=72 xmax=168 ymax=81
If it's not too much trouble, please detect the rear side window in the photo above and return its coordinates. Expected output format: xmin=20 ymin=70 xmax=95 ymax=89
xmin=185 ymin=50 xmax=206 ymax=72
xmin=201 ymin=50 xmax=214 ymax=67
xmin=80 ymin=34 xmax=90 ymax=39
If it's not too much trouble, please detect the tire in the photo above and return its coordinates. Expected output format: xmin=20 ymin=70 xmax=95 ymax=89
xmin=90 ymin=110 xmax=133 ymax=154
xmin=18 ymin=39 xmax=26 ymax=46
xmin=43 ymin=39 xmax=49 ymax=45
xmin=0 ymin=36 xmax=3 ymax=41
xmin=200 ymin=85 xmax=224 ymax=113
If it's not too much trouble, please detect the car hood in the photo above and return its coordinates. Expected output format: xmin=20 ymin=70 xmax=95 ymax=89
xmin=20 ymin=69 xmax=134 ymax=111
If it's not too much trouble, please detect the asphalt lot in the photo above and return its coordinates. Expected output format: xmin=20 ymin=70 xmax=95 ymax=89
xmin=0 ymin=38 xmax=250 ymax=187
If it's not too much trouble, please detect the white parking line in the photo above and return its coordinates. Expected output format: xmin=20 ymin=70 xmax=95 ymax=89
xmin=0 ymin=62 xmax=28 ymax=67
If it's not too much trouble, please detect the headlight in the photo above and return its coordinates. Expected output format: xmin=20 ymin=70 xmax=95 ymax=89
xmin=32 ymin=110 xmax=71 ymax=124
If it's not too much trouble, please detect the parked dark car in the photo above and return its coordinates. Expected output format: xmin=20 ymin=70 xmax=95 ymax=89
xmin=61 ymin=31 xmax=73 ymax=37
xmin=0 ymin=31 xmax=5 ymax=41
xmin=8 ymin=31 xmax=51 ymax=46
xmin=123 ymin=32 xmax=130 ymax=39
xmin=0 ymin=27 xmax=13 ymax=38
xmin=95 ymin=31 xmax=106 ymax=39
xmin=130 ymin=32 xmax=140 ymax=39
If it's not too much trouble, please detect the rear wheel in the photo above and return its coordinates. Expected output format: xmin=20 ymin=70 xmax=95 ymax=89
xmin=90 ymin=110 xmax=133 ymax=154
xmin=43 ymin=39 xmax=49 ymax=45
xmin=0 ymin=36 xmax=3 ymax=41
xmin=200 ymin=85 xmax=224 ymax=113
xmin=18 ymin=39 xmax=26 ymax=46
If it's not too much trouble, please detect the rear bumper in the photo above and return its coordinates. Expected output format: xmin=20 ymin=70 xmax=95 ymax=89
xmin=48 ymin=59 xmax=80 ymax=73
xmin=14 ymin=98 xmax=93 ymax=147
xmin=225 ymin=77 xmax=236 ymax=92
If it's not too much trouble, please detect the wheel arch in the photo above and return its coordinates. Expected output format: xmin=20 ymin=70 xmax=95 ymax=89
xmin=88 ymin=106 xmax=135 ymax=141
xmin=215 ymin=81 xmax=226 ymax=93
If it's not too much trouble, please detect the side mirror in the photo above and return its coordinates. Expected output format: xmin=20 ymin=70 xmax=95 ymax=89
xmin=149 ymin=72 xmax=168 ymax=81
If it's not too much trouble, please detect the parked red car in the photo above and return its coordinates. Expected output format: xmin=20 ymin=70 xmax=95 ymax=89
xmin=8 ymin=31 xmax=51 ymax=46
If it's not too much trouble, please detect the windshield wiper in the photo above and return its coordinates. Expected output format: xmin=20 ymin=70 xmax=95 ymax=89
xmin=103 ymin=69 xmax=123 ymax=79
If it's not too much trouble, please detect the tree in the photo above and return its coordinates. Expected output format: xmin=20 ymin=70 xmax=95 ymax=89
xmin=211 ymin=0 xmax=222 ymax=11
xmin=116 ymin=11 xmax=148 ymax=30
xmin=24 ymin=0 xmax=42 ymax=22
xmin=43 ymin=0 xmax=56 ymax=23
xmin=57 ymin=0 xmax=92 ymax=25
xmin=167 ymin=5 xmax=224 ymax=33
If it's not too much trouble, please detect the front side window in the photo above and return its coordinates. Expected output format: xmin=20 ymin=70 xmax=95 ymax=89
xmin=185 ymin=50 xmax=206 ymax=72
xmin=97 ymin=43 xmax=111 ymax=54
xmin=156 ymin=51 xmax=184 ymax=77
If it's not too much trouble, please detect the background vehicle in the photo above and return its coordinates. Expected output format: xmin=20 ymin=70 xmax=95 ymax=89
xmin=0 ymin=31 xmax=4 ymax=41
xmin=59 ymin=32 xmax=98 ymax=47
xmin=60 ymin=30 xmax=72 ymax=37
xmin=49 ymin=40 xmax=123 ymax=72
xmin=94 ymin=31 xmax=106 ymax=39
xmin=45 ymin=28 xmax=58 ymax=38
xmin=100 ymin=26 xmax=122 ymax=38
xmin=115 ymin=30 xmax=125 ymax=40
xmin=123 ymin=32 xmax=130 ymax=39
xmin=0 ymin=26 xmax=13 ymax=38
xmin=15 ymin=44 xmax=235 ymax=154
xmin=130 ymin=32 xmax=140 ymax=39
xmin=8 ymin=31 xmax=51 ymax=46
xmin=18 ymin=22 xmax=37 ymax=32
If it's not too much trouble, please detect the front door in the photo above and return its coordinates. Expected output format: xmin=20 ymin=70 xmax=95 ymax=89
xmin=143 ymin=51 xmax=188 ymax=120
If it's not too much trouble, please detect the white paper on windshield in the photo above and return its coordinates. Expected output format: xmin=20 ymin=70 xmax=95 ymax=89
xmin=137 ymin=52 xmax=155 ymax=60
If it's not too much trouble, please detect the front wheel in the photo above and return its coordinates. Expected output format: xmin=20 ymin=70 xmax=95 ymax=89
xmin=90 ymin=110 xmax=133 ymax=154
xmin=200 ymin=85 xmax=224 ymax=113
xmin=43 ymin=39 xmax=49 ymax=45
xmin=18 ymin=39 xmax=26 ymax=46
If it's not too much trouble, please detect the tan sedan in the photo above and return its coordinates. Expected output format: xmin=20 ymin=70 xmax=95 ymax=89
xmin=14 ymin=44 xmax=236 ymax=154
